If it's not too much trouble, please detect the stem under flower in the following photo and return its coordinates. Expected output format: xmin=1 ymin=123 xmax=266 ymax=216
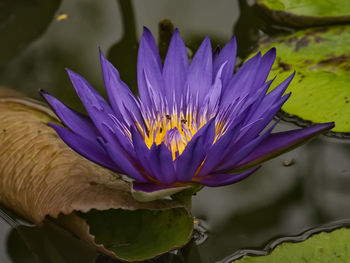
xmin=171 ymin=184 xmax=203 ymax=210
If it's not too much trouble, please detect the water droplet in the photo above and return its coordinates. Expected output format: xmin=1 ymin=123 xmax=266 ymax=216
xmin=192 ymin=218 xmax=208 ymax=245
xmin=283 ymin=158 xmax=295 ymax=167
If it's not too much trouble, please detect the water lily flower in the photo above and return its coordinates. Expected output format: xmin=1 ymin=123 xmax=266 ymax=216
xmin=41 ymin=28 xmax=334 ymax=199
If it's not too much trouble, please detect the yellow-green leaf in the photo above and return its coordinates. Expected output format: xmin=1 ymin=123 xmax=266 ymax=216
xmin=256 ymin=0 xmax=350 ymax=28
xmin=256 ymin=25 xmax=350 ymax=132
xmin=234 ymin=228 xmax=350 ymax=263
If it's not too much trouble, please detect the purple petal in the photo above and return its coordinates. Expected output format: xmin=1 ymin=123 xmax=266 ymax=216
xmin=252 ymin=48 xmax=276 ymax=88
xmin=66 ymin=69 xmax=133 ymax=152
xmin=242 ymin=79 xmax=273 ymax=123
xmin=253 ymin=72 xmax=295 ymax=118
xmin=221 ymin=52 xmax=261 ymax=107
xmin=214 ymin=120 xmax=279 ymax=172
xmin=40 ymin=90 xmax=99 ymax=140
xmin=163 ymin=28 xmax=188 ymax=108
xmin=213 ymin=36 xmax=237 ymax=88
xmin=48 ymin=123 xmax=120 ymax=172
xmin=236 ymin=122 xmax=335 ymax=170
xmin=137 ymin=27 xmax=164 ymax=107
xmin=99 ymin=50 xmax=142 ymax=125
xmin=140 ymin=27 xmax=162 ymax=69
xmin=130 ymin=126 xmax=154 ymax=178
xmin=175 ymin=119 xmax=216 ymax=182
xmin=187 ymin=36 xmax=212 ymax=103
xmin=131 ymin=127 xmax=176 ymax=184
xmin=66 ymin=68 xmax=114 ymax=116
xmin=195 ymin=166 xmax=260 ymax=187
xmin=203 ymin=63 xmax=224 ymax=113
xmin=101 ymin=131 xmax=148 ymax=183
xmin=197 ymin=119 xmax=244 ymax=177
xmin=237 ymin=93 xmax=291 ymax=146
xmin=66 ymin=68 xmax=113 ymax=129
xmin=175 ymin=136 xmax=205 ymax=182
xmin=148 ymin=143 xmax=176 ymax=184
xmin=142 ymin=70 xmax=163 ymax=112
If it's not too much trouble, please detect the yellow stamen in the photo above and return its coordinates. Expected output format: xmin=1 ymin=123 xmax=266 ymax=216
xmin=142 ymin=111 xmax=217 ymax=160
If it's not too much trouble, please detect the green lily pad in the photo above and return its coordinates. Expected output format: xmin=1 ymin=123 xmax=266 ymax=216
xmin=257 ymin=25 xmax=350 ymax=132
xmin=235 ymin=228 xmax=350 ymax=263
xmin=256 ymin=0 xmax=350 ymax=28
xmin=80 ymin=208 xmax=193 ymax=261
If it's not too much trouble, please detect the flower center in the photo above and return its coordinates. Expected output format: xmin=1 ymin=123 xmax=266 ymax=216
xmin=143 ymin=112 xmax=206 ymax=159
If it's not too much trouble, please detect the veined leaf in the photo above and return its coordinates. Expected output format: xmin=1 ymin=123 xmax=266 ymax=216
xmin=256 ymin=25 xmax=350 ymax=132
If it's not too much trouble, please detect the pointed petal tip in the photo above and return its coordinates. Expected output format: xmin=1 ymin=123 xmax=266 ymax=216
xmin=197 ymin=35 xmax=211 ymax=49
xmin=99 ymin=47 xmax=106 ymax=60
xmin=263 ymin=47 xmax=276 ymax=60
xmin=328 ymin=121 xmax=335 ymax=128
xmin=65 ymin=67 xmax=75 ymax=77
xmin=47 ymin=122 xmax=56 ymax=129
xmin=228 ymin=35 xmax=237 ymax=50
xmin=203 ymin=35 xmax=211 ymax=44
xmin=39 ymin=89 xmax=48 ymax=97
xmin=316 ymin=121 xmax=335 ymax=130
xmin=229 ymin=35 xmax=237 ymax=43
xmin=39 ymin=89 xmax=54 ymax=105
xmin=197 ymin=166 xmax=261 ymax=187
xmin=142 ymin=26 xmax=153 ymax=36
xmin=47 ymin=122 xmax=65 ymax=135
xmin=169 ymin=27 xmax=183 ymax=44
xmin=268 ymin=47 xmax=276 ymax=54
xmin=284 ymin=92 xmax=292 ymax=99
xmin=65 ymin=68 xmax=85 ymax=85
xmin=235 ymin=121 xmax=336 ymax=170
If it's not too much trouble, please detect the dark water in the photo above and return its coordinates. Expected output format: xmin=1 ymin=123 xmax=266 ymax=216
xmin=1 ymin=0 xmax=350 ymax=262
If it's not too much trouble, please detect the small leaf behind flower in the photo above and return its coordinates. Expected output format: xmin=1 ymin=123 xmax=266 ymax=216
xmin=0 ymin=90 xmax=193 ymax=261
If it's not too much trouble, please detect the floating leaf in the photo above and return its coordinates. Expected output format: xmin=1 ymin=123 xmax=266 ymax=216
xmin=256 ymin=0 xmax=350 ymax=28
xmin=79 ymin=209 xmax=192 ymax=261
xmin=235 ymin=228 xmax=350 ymax=263
xmin=0 ymin=90 xmax=193 ymax=261
xmin=256 ymin=25 xmax=350 ymax=132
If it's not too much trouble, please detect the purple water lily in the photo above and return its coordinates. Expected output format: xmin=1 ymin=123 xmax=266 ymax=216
xmin=41 ymin=28 xmax=334 ymax=195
